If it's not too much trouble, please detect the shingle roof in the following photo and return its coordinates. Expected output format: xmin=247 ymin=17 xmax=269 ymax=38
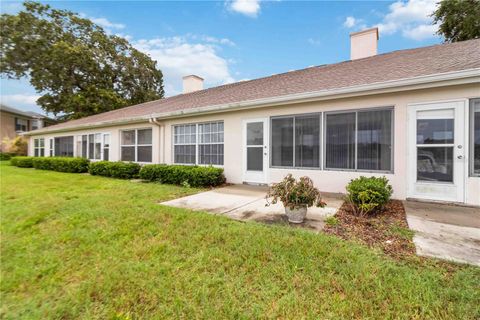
xmin=31 ymin=39 xmax=480 ymax=133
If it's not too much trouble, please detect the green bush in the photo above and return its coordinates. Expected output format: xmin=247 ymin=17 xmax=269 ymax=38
xmin=346 ymin=176 xmax=393 ymax=216
xmin=0 ymin=152 xmax=15 ymax=161
xmin=89 ymin=161 xmax=141 ymax=179
xmin=139 ymin=164 xmax=226 ymax=187
xmin=10 ymin=156 xmax=34 ymax=168
xmin=32 ymin=157 xmax=90 ymax=173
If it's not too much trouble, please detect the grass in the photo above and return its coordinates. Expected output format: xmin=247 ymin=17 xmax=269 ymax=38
xmin=1 ymin=162 xmax=479 ymax=319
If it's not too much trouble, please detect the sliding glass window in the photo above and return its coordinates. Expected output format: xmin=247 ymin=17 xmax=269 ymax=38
xmin=271 ymin=114 xmax=320 ymax=168
xmin=173 ymin=121 xmax=224 ymax=165
xmin=54 ymin=136 xmax=74 ymax=157
xmin=471 ymin=98 xmax=480 ymax=176
xmin=325 ymin=108 xmax=393 ymax=172
xmin=121 ymin=128 xmax=152 ymax=163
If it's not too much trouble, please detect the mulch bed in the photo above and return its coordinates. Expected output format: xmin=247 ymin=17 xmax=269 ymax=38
xmin=324 ymin=200 xmax=416 ymax=260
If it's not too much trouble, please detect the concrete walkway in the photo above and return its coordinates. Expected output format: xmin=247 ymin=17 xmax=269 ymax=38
xmin=404 ymin=201 xmax=480 ymax=266
xmin=161 ymin=184 xmax=343 ymax=232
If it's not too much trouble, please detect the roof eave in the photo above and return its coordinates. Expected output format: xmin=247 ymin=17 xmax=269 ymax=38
xmin=26 ymin=68 xmax=480 ymax=136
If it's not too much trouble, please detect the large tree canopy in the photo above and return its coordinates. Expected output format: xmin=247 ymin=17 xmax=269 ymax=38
xmin=433 ymin=0 xmax=480 ymax=43
xmin=0 ymin=1 xmax=164 ymax=119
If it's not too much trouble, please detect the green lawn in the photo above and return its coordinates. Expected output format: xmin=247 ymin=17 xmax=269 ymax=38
xmin=1 ymin=162 xmax=479 ymax=319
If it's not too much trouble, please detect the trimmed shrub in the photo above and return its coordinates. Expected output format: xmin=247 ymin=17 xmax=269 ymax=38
xmin=32 ymin=157 xmax=90 ymax=173
xmin=346 ymin=176 xmax=393 ymax=216
xmin=10 ymin=156 xmax=34 ymax=168
xmin=88 ymin=161 xmax=141 ymax=179
xmin=0 ymin=152 xmax=14 ymax=161
xmin=139 ymin=164 xmax=226 ymax=187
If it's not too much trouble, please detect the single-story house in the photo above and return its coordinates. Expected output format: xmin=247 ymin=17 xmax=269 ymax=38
xmin=25 ymin=28 xmax=480 ymax=206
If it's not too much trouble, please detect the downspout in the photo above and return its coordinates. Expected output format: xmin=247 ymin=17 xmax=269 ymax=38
xmin=149 ymin=117 xmax=165 ymax=163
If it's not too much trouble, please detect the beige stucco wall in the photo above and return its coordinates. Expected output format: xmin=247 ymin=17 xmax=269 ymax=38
xmin=28 ymin=83 xmax=480 ymax=205
xmin=1 ymin=111 xmax=32 ymax=152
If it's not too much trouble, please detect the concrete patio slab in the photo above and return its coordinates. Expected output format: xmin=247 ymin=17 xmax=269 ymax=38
xmin=404 ymin=201 xmax=480 ymax=266
xmin=161 ymin=184 xmax=343 ymax=232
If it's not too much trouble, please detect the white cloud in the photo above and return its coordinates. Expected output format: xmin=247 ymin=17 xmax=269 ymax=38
xmin=343 ymin=16 xmax=357 ymax=28
xmin=402 ymin=23 xmax=438 ymax=40
xmin=133 ymin=36 xmax=234 ymax=96
xmin=90 ymin=17 xmax=125 ymax=30
xmin=0 ymin=94 xmax=40 ymax=107
xmin=345 ymin=0 xmax=439 ymax=41
xmin=229 ymin=0 xmax=261 ymax=17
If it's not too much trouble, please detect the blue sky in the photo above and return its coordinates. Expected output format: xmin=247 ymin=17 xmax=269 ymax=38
xmin=0 ymin=0 xmax=442 ymax=115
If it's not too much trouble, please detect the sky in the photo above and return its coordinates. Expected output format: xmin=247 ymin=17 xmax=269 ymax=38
xmin=0 ymin=0 xmax=443 ymax=115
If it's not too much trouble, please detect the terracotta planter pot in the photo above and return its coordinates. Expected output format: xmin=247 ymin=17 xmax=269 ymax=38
xmin=285 ymin=206 xmax=307 ymax=223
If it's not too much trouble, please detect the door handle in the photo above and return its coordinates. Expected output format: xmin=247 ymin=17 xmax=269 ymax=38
xmin=457 ymin=155 xmax=463 ymax=159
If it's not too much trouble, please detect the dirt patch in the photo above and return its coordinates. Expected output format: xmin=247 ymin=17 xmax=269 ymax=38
xmin=324 ymin=200 xmax=416 ymax=260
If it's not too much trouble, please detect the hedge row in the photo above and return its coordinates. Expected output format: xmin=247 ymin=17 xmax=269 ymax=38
xmin=33 ymin=157 xmax=90 ymax=173
xmin=139 ymin=164 xmax=225 ymax=187
xmin=89 ymin=161 xmax=141 ymax=179
xmin=10 ymin=157 xmax=226 ymax=187
xmin=10 ymin=156 xmax=34 ymax=168
xmin=0 ymin=152 xmax=15 ymax=161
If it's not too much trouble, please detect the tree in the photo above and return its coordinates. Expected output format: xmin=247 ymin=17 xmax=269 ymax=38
xmin=432 ymin=0 xmax=480 ymax=43
xmin=0 ymin=1 xmax=164 ymax=119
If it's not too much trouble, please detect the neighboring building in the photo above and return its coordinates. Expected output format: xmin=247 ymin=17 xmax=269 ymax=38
xmin=0 ymin=104 xmax=56 ymax=152
xmin=25 ymin=28 xmax=480 ymax=206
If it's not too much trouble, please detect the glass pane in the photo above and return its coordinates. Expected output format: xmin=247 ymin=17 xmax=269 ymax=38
xmin=121 ymin=146 xmax=135 ymax=161
xmin=473 ymin=102 xmax=480 ymax=174
xmin=82 ymin=135 xmax=87 ymax=158
xmin=138 ymin=129 xmax=152 ymax=145
xmin=34 ymin=139 xmax=39 ymax=148
xmin=417 ymin=119 xmax=454 ymax=144
xmin=247 ymin=122 xmax=263 ymax=146
xmin=94 ymin=133 xmax=101 ymax=160
xmin=103 ymin=134 xmax=110 ymax=147
xmin=54 ymin=136 xmax=74 ymax=157
xmin=295 ymin=115 xmax=320 ymax=168
xmin=122 ymin=130 xmax=135 ymax=145
xmin=247 ymin=147 xmax=263 ymax=171
xmin=271 ymin=118 xmax=293 ymax=167
xmin=39 ymin=139 xmax=45 ymax=148
xmin=88 ymin=134 xmax=94 ymax=159
xmin=40 ymin=148 xmax=44 ymax=157
xmin=174 ymin=145 xmax=196 ymax=164
xmin=103 ymin=148 xmax=109 ymax=161
xmin=357 ymin=110 xmax=392 ymax=171
xmin=417 ymin=147 xmax=453 ymax=182
xmin=34 ymin=149 xmax=39 ymax=157
xmin=199 ymin=144 xmax=224 ymax=165
xmin=137 ymin=146 xmax=152 ymax=162
xmin=325 ymin=113 xmax=356 ymax=169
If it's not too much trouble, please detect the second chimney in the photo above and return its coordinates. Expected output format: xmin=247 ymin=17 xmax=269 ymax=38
xmin=350 ymin=27 xmax=378 ymax=60
xmin=183 ymin=75 xmax=204 ymax=94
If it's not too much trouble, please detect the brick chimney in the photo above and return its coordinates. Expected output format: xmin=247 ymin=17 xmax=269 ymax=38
xmin=350 ymin=27 xmax=379 ymax=60
xmin=183 ymin=75 xmax=204 ymax=94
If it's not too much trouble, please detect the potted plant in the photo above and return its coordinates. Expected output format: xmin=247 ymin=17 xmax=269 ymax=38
xmin=266 ymin=174 xmax=326 ymax=223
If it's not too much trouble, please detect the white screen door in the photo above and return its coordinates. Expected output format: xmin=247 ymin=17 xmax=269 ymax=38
xmin=408 ymin=100 xmax=466 ymax=202
xmin=243 ymin=118 xmax=268 ymax=184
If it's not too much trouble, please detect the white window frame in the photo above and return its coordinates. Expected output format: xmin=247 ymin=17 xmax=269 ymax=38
xmin=270 ymin=113 xmax=322 ymax=169
xmin=323 ymin=107 xmax=394 ymax=173
xmin=34 ymin=138 xmax=45 ymax=157
xmin=49 ymin=138 xmax=54 ymax=157
xmin=470 ymin=98 xmax=480 ymax=177
xmin=77 ymin=133 xmax=110 ymax=161
xmin=103 ymin=133 xmax=110 ymax=161
xmin=172 ymin=121 xmax=224 ymax=166
xmin=120 ymin=128 xmax=153 ymax=163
